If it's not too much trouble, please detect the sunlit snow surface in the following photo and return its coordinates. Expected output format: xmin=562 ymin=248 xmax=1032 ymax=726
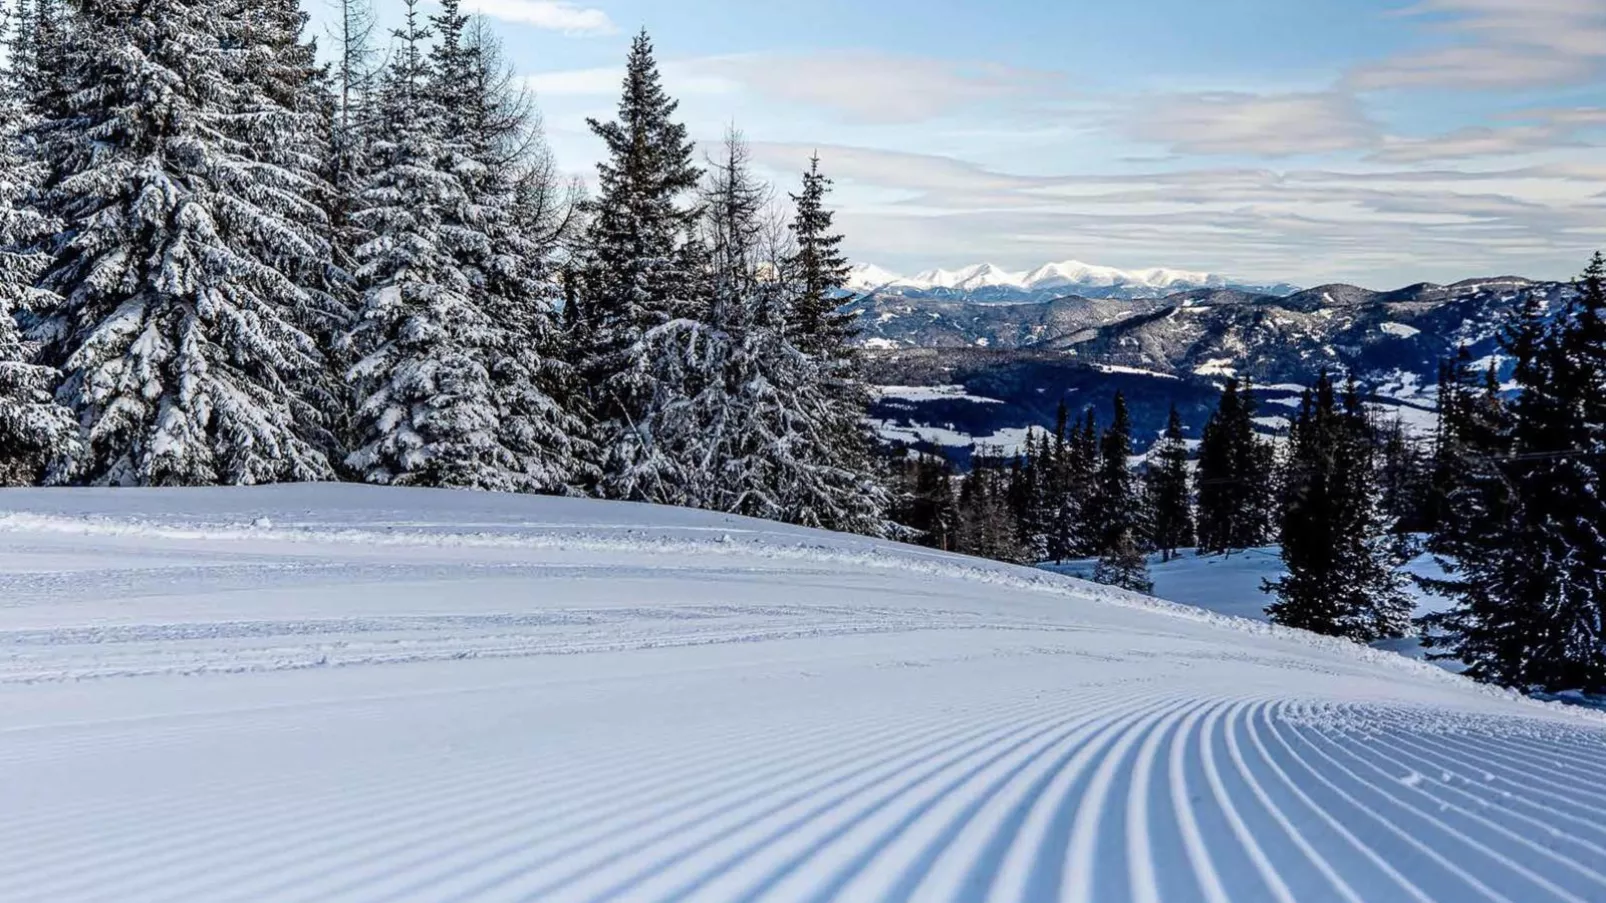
xmin=2 ymin=486 xmax=1604 ymax=903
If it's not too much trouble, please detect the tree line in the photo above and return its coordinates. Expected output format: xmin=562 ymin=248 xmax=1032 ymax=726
xmin=885 ymin=379 xmax=1285 ymax=594
xmin=0 ymin=1 xmax=1599 ymax=696
xmin=0 ymin=0 xmax=888 ymax=534
xmin=888 ymin=257 xmax=1606 ymax=698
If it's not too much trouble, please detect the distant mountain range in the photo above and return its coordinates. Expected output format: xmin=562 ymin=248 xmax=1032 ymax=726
xmin=855 ymin=274 xmax=1573 ymax=465
xmin=847 ymin=260 xmax=1302 ymax=302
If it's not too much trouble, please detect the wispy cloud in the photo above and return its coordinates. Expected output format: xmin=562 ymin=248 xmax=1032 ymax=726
xmin=1127 ymin=92 xmax=1378 ymax=157
xmin=689 ymin=53 xmax=1064 ymax=124
xmin=1371 ymin=125 xmax=1577 ymax=163
xmin=462 ymin=0 xmax=615 ymax=36
xmin=1351 ymin=0 xmax=1606 ymax=89
xmin=525 ymin=64 xmax=738 ymax=98
xmin=774 ymin=142 xmax=1606 ymax=286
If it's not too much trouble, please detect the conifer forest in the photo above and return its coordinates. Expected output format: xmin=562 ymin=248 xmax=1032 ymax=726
xmin=0 ymin=0 xmax=1603 ymax=698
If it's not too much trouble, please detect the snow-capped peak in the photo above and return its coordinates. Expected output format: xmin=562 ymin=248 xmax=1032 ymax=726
xmin=846 ymin=258 xmax=1246 ymax=296
xmin=846 ymin=263 xmax=903 ymax=291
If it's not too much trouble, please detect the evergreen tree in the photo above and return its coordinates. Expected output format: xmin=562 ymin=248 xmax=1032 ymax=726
xmin=577 ymin=30 xmax=704 ymax=499
xmin=0 ymin=0 xmax=76 ymax=485
xmin=1012 ymin=429 xmax=1052 ymax=561
xmin=1421 ymin=349 xmax=1519 ymax=678
xmin=1376 ymin=413 xmax=1430 ymax=543
xmin=29 ymin=0 xmax=338 ymax=485
xmin=1042 ymin=401 xmax=1076 ymax=563
xmin=439 ymin=3 xmax=593 ymax=493
xmin=889 ymin=448 xmax=958 ymax=551
xmin=1266 ymin=373 xmax=1412 ymax=641
xmin=1064 ymin=407 xmax=1101 ymax=557
xmin=343 ymin=0 xmax=525 ymax=489
xmin=1090 ymin=393 xmax=1152 ymax=593
xmin=785 ymin=153 xmax=855 ymax=356
xmin=10 ymin=0 xmax=71 ymax=124
xmin=1429 ymin=260 xmax=1606 ymax=691
xmin=1145 ymin=405 xmax=1195 ymax=560
xmin=778 ymin=152 xmax=887 ymax=534
xmin=1196 ymin=377 xmax=1275 ymax=553
xmin=324 ymin=0 xmax=378 ymax=275
xmin=956 ymin=448 xmax=1027 ymax=563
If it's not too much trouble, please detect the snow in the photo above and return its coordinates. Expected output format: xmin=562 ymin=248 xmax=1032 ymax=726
xmin=1091 ymin=363 xmax=1180 ymax=380
xmin=870 ymin=421 xmax=1033 ymax=454
xmin=2 ymin=485 xmax=1604 ymax=903
xmin=874 ymin=385 xmax=1004 ymax=405
xmin=1194 ymin=357 xmax=1238 ymax=377
xmin=849 ymin=259 xmax=1242 ymax=294
xmin=862 ymin=338 xmax=900 ymax=350
xmin=1044 ymin=547 xmax=1456 ymax=654
xmin=1380 ymin=322 xmax=1422 ymax=339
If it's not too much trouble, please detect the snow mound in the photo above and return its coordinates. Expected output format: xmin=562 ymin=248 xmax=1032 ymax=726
xmin=1 ymin=485 xmax=1602 ymax=903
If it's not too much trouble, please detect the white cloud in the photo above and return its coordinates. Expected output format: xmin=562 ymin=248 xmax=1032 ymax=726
xmin=1371 ymin=125 xmax=1576 ymax=163
xmin=1127 ymin=92 xmax=1378 ymax=157
xmin=766 ymin=143 xmax=1606 ymax=287
xmin=685 ymin=53 xmax=1063 ymax=124
xmin=462 ymin=0 xmax=615 ymax=36
xmin=1352 ymin=0 xmax=1606 ymax=89
xmin=524 ymin=64 xmax=739 ymax=99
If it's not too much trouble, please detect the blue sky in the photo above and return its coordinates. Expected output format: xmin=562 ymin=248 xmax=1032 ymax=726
xmin=310 ymin=0 xmax=1606 ymax=288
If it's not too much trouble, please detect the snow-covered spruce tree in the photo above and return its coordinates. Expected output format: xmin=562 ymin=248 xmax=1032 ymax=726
xmin=430 ymin=3 xmax=594 ymax=494
xmin=0 ymin=0 xmax=76 ymax=485
xmin=10 ymin=0 xmax=72 ymax=124
xmin=227 ymin=0 xmax=349 ymax=457
xmin=577 ymin=30 xmax=704 ymax=501
xmin=785 ymin=153 xmax=856 ymax=358
xmin=1145 ymin=405 xmax=1195 ymax=561
xmin=1543 ymin=252 xmax=1606 ymax=692
xmin=1091 ymin=393 xmax=1153 ymax=593
xmin=27 ymin=0 xmax=338 ymax=486
xmin=1265 ymin=373 xmax=1411 ymax=642
xmin=325 ymin=0 xmax=378 ymax=267
xmin=767 ymin=152 xmax=889 ymax=534
xmin=599 ymin=130 xmax=888 ymax=532
xmin=1432 ymin=260 xmax=1606 ymax=692
xmin=343 ymin=0 xmax=520 ymax=489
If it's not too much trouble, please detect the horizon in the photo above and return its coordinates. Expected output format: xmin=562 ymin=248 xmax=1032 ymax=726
xmin=309 ymin=0 xmax=1606 ymax=289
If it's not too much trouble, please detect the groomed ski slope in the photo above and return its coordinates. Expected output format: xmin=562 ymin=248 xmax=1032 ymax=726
xmin=1 ymin=487 xmax=1604 ymax=903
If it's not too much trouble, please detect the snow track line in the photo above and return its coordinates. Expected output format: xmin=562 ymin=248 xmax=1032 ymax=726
xmin=1287 ymin=716 xmax=1606 ymax=902
xmin=75 ymin=709 xmax=895 ymax=903
xmin=864 ymin=697 xmax=1159 ymax=903
xmin=737 ymin=693 xmax=1150 ymax=903
xmin=1267 ymin=712 xmax=1548 ymax=903
xmin=566 ymin=702 xmax=1083 ymax=903
xmin=175 ymin=700 xmax=962 ymax=903
xmin=1367 ymin=728 xmax=1606 ymax=844
xmin=376 ymin=704 xmax=1041 ymax=903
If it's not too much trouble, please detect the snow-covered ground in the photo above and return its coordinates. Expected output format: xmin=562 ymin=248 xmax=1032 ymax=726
xmin=1043 ymin=547 xmax=1455 ymax=663
xmin=2 ymin=486 xmax=1604 ymax=903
